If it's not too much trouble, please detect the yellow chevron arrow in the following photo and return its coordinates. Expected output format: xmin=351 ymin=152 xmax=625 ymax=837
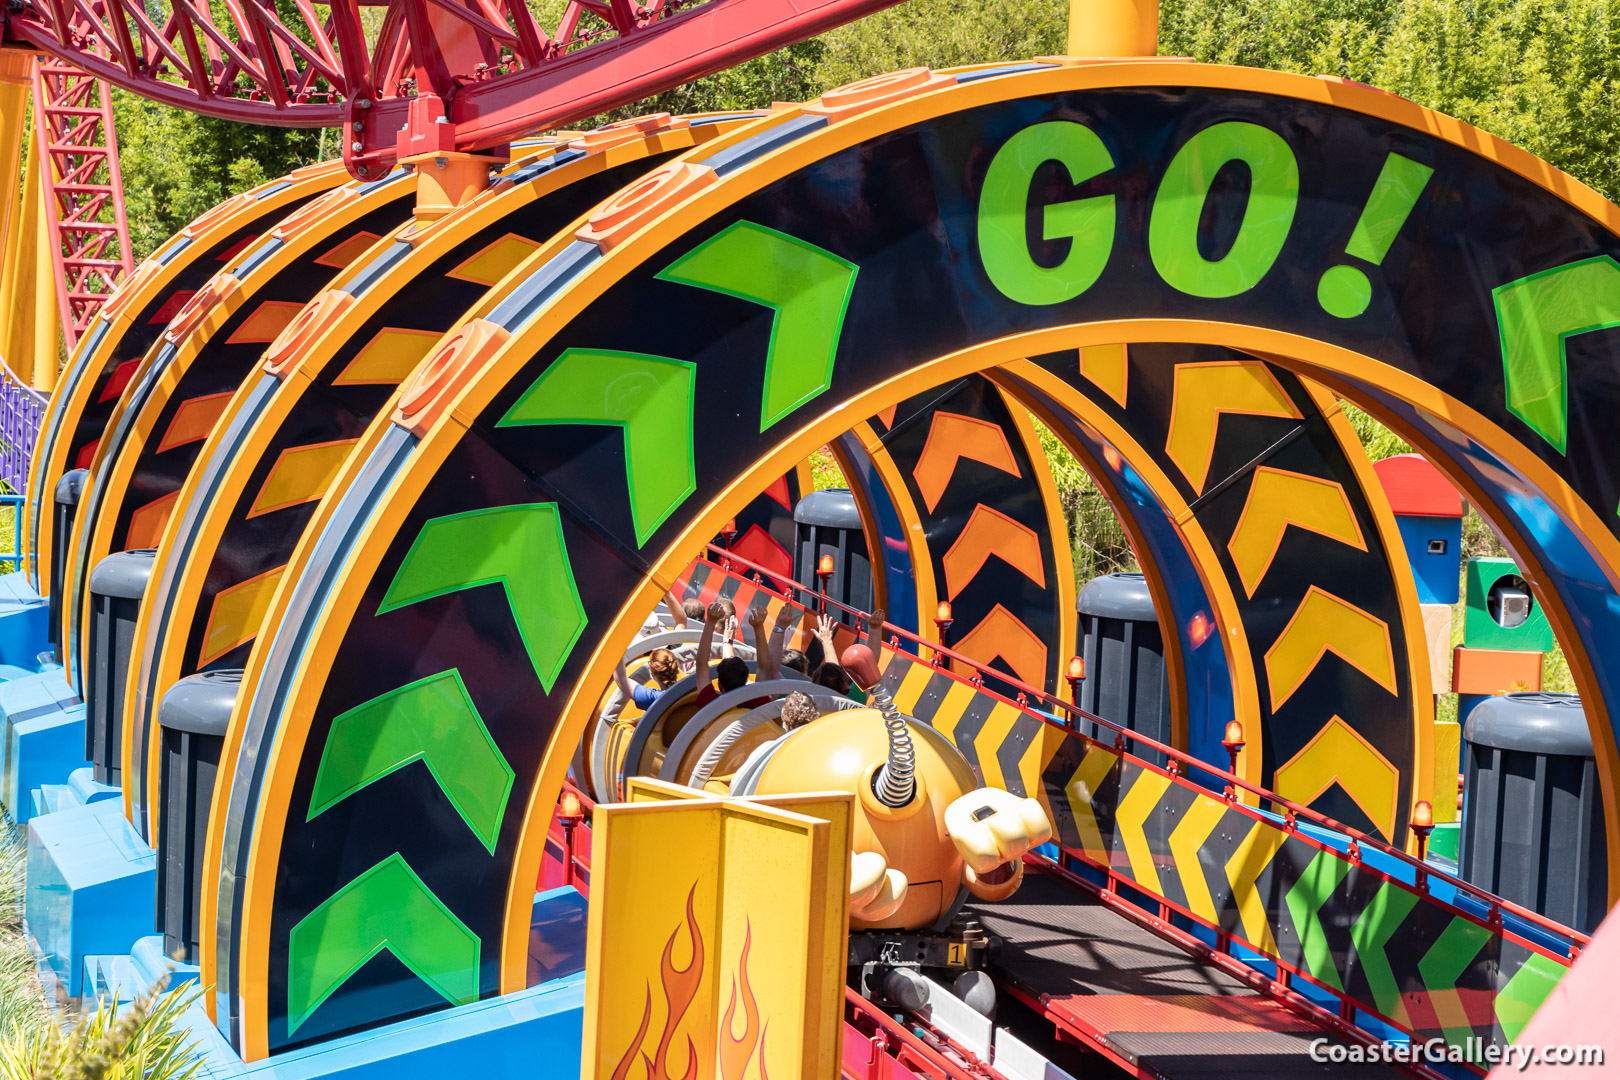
xmin=1265 ymin=586 xmax=1396 ymax=708
xmin=1224 ymin=818 xmax=1287 ymax=955
xmin=973 ymin=702 xmax=1024 ymax=791
xmin=1228 ymin=468 xmax=1365 ymax=597
xmin=892 ymin=659 xmax=936 ymax=716
xmin=1166 ymin=361 xmax=1302 ymax=493
xmin=1114 ymin=770 xmax=1171 ymax=894
xmin=1168 ymin=792 xmax=1228 ymax=922
xmin=1064 ymin=746 xmax=1119 ymax=866
xmin=930 ymin=679 xmax=981 ymax=751
xmin=1274 ymin=716 xmax=1400 ymax=840
xmin=1016 ymin=723 xmax=1070 ymax=827
xmin=249 ymin=439 xmax=358 ymax=518
xmin=200 ymin=567 xmax=285 ymax=666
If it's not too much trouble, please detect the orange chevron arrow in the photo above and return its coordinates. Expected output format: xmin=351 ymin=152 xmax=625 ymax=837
xmin=942 ymin=504 xmax=1045 ymax=599
xmin=1265 ymin=586 xmax=1396 ymax=708
xmin=1227 ymin=467 xmax=1366 ymax=597
xmin=156 ymin=391 xmax=234 ymax=453
xmin=953 ymin=604 xmax=1048 ymax=689
xmin=1273 ymin=715 xmax=1400 ymax=839
xmin=1165 ymin=360 xmax=1302 ymax=493
xmin=912 ymin=411 xmax=1022 ymax=512
xmin=248 ymin=439 xmax=359 ymax=518
xmin=126 ymin=491 xmax=180 ymax=549
xmin=763 ymin=474 xmax=792 ymax=510
xmin=223 ymin=299 xmax=304 ymax=345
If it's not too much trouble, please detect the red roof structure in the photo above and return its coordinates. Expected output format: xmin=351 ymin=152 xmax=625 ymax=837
xmin=1373 ymin=453 xmax=1465 ymax=518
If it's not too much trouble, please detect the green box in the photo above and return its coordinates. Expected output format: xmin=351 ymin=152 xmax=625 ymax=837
xmin=1462 ymin=556 xmax=1555 ymax=652
xmin=1426 ymin=821 xmax=1460 ymax=869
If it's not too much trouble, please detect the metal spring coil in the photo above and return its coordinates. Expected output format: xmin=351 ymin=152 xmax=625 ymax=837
xmin=871 ymin=685 xmax=916 ymax=807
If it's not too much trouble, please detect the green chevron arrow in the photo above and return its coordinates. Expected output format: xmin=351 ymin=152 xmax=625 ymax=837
xmin=499 ymin=350 xmax=695 ymax=547
xmin=657 ymin=220 xmax=858 ymax=433
xmin=380 ymin=503 xmax=586 ymax=692
xmin=1417 ymin=914 xmax=1492 ymax=1048
xmin=1495 ymin=950 xmax=1566 ymax=1042
xmin=1282 ymin=847 xmax=1353 ymax=992
xmin=1348 ymin=879 xmax=1420 ymax=1025
xmin=288 ymin=853 xmax=479 ymax=1035
xmin=1494 ymin=255 xmax=1620 ymax=455
xmin=308 ymin=670 xmax=513 ymax=853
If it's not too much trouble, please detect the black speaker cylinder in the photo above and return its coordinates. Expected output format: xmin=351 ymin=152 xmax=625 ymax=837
xmin=156 ymin=669 xmax=240 ymax=964
xmin=85 ymin=547 xmax=156 ymax=784
xmin=47 ymin=469 xmax=88 ymax=650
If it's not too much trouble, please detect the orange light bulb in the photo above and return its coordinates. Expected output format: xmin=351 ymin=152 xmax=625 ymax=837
xmin=1223 ymin=720 xmax=1244 ymax=747
xmin=1412 ymin=799 xmax=1433 ymax=829
xmin=1067 ymin=655 xmax=1085 ymax=680
xmin=560 ymin=791 xmax=581 ymax=820
xmin=936 ymin=601 xmax=953 ymax=623
xmin=721 ymin=518 xmax=737 ymax=536
xmin=817 ymin=554 xmax=835 ymax=575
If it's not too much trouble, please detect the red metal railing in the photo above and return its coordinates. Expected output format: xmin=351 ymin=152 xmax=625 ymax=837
xmin=3 ymin=0 xmax=909 ymax=177
xmin=698 ymin=544 xmax=1588 ymax=953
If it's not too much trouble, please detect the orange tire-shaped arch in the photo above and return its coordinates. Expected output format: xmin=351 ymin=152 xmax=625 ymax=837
xmin=24 ymin=163 xmax=347 ymax=599
xmin=207 ymin=63 xmax=1620 ymax=1056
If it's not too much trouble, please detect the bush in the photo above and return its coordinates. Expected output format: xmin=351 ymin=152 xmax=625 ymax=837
xmin=0 ymin=984 xmax=201 ymax=1080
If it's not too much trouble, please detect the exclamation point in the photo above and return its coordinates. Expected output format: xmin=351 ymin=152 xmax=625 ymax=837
xmin=1317 ymin=152 xmax=1435 ymax=318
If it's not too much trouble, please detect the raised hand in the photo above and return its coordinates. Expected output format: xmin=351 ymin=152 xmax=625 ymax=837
xmin=814 ymin=612 xmax=838 ymax=649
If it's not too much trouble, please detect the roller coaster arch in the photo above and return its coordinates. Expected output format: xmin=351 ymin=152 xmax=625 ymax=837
xmin=194 ymin=60 xmax=1620 ymax=1056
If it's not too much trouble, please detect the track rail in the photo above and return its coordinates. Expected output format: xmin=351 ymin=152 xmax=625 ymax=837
xmin=687 ymin=548 xmax=1583 ymax=1070
xmin=701 ymin=545 xmax=1585 ymax=951
xmin=2 ymin=0 xmax=906 ymax=177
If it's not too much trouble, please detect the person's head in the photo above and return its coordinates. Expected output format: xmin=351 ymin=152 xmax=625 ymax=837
xmin=681 ymin=598 xmax=705 ymax=621
xmin=647 ymin=648 xmax=679 ymax=689
xmin=716 ymin=656 xmax=750 ymax=692
xmin=814 ymin=662 xmax=852 ymax=696
xmin=779 ymin=648 xmax=809 ymax=676
xmin=779 ymin=691 xmax=821 ymax=731
xmin=707 ymin=597 xmax=737 ymax=625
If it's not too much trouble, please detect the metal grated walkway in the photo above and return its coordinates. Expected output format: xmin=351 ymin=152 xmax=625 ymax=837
xmin=970 ymin=868 xmax=1408 ymax=1080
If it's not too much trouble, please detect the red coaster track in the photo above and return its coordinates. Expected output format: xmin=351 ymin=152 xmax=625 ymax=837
xmin=1 ymin=0 xmax=906 ymax=178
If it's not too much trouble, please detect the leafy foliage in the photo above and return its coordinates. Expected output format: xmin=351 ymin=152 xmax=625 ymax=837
xmin=811 ymin=0 xmax=1068 ymax=87
xmin=0 ymin=823 xmax=43 ymax=1044
xmin=1159 ymin=0 xmax=1620 ymax=203
xmin=0 ymin=984 xmax=200 ymax=1080
xmin=113 ymin=93 xmax=327 ymax=259
xmin=1031 ymin=417 xmax=1139 ymax=585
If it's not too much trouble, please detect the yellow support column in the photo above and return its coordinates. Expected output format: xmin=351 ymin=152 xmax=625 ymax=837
xmin=1067 ymin=0 xmax=1159 ymax=58
xmin=31 ymin=158 xmax=58 ymax=393
xmin=0 ymin=139 xmax=44 ymax=388
xmin=0 ymin=54 xmax=33 ymax=382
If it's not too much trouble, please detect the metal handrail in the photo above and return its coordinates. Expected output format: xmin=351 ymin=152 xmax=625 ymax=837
xmin=696 ymin=544 xmax=1590 ymax=949
xmin=0 ymin=356 xmax=46 ymax=496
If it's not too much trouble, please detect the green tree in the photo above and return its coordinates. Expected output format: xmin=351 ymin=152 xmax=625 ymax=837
xmin=811 ymin=0 xmax=1068 ymax=88
xmin=1159 ymin=0 xmax=1620 ymax=202
xmin=114 ymin=93 xmax=327 ymax=259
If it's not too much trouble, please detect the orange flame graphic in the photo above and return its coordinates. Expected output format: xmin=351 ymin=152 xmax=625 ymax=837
xmin=610 ymin=884 xmax=706 ymax=1080
xmin=719 ymin=925 xmax=760 ymax=1080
